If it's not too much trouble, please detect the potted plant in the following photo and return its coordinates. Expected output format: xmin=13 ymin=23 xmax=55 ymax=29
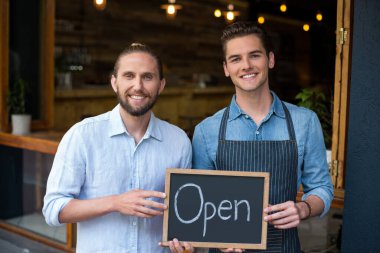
xmin=7 ymin=77 xmax=31 ymax=135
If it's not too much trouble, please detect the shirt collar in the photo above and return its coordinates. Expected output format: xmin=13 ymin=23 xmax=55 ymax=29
xmin=228 ymin=95 xmax=244 ymax=121
xmin=228 ymin=91 xmax=286 ymax=122
xmin=271 ymin=91 xmax=286 ymax=118
xmin=108 ymin=104 xmax=163 ymax=141
xmin=144 ymin=112 xmax=162 ymax=141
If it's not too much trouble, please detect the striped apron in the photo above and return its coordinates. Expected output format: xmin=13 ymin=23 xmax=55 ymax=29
xmin=211 ymin=102 xmax=300 ymax=253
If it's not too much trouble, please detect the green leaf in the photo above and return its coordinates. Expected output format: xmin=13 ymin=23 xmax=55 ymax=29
xmin=7 ymin=77 xmax=28 ymax=114
xmin=295 ymin=87 xmax=332 ymax=148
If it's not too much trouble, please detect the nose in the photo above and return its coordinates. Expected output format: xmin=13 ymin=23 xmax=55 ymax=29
xmin=133 ymin=77 xmax=144 ymax=91
xmin=242 ymin=57 xmax=252 ymax=70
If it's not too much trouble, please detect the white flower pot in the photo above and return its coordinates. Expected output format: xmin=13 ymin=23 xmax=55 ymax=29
xmin=11 ymin=114 xmax=31 ymax=135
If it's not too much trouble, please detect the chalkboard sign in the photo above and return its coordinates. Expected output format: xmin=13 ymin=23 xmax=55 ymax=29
xmin=161 ymin=168 xmax=269 ymax=250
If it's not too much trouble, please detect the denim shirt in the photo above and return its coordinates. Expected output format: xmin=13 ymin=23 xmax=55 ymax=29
xmin=192 ymin=92 xmax=333 ymax=216
xmin=43 ymin=105 xmax=192 ymax=253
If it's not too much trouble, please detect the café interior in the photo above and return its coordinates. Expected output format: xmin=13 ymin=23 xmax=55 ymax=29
xmin=0 ymin=0 xmax=352 ymax=252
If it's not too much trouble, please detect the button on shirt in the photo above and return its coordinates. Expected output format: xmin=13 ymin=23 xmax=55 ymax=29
xmin=192 ymin=92 xmax=333 ymax=216
xmin=43 ymin=105 xmax=192 ymax=253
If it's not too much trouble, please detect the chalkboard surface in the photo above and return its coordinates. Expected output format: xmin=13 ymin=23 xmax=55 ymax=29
xmin=162 ymin=168 xmax=269 ymax=250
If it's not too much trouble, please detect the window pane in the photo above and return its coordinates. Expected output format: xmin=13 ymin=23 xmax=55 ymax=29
xmin=0 ymin=146 xmax=66 ymax=244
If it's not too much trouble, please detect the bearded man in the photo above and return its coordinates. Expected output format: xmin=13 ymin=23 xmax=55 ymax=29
xmin=43 ymin=43 xmax=194 ymax=253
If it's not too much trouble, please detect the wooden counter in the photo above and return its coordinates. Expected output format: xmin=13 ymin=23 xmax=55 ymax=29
xmin=0 ymin=131 xmax=62 ymax=155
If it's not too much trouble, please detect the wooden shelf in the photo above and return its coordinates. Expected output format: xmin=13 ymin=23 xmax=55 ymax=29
xmin=55 ymin=85 xmax=235 ymax=99
xmin=55 ymin=87 xmax=114 ymax=99
xmin=0 ymin=131 xmax=62 ymax=155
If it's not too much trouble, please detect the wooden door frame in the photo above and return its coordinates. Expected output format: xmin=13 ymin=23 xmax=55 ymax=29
xmin=0 ymin=0 xmax=10 ymax=131
xmin=0 ymin=0 xmax=71 ymax=249
xmin=330 ymin=0 xmax=353 ymax=207
xmin=0 ymin=0 xmax=352 ymax=248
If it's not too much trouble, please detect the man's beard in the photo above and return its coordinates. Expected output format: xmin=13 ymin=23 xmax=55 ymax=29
xmin=117 ymin=89 xmax=159 ymax=117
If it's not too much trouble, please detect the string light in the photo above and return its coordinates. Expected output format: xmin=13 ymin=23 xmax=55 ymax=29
xmin=214 ymin=9 xmax=222 ymax=18
xmin=258 ymin=16 xmax=265 ymax=24
xmin=303 ymin=24 xmax=310 ymax=32
xmin=316 ymin=12 xmax=323 ymax=21
xmin=280 ymin=4 xmax=287 ymax=13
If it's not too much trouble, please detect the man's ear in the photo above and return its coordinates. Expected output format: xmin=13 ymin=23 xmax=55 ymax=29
xmin=110 ymin=74 xmax=117 ymax=93
xmin=223 ymin=61 xmax=230 ymax=77
xmin=158 ymin=78 xmax=166 ymax=94
xmin=269 ymin=52 xmax=275 ymax=69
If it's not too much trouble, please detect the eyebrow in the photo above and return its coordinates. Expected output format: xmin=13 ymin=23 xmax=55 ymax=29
xmin=226 ymin=50 xmax=264 ymax=61
xmin=143 ymin=71 xmax=155 ymax=74
xmin=120 ymin=70 xmax=156 ymax=76
xmin=120 ymin=70 xmax=134 ymax=74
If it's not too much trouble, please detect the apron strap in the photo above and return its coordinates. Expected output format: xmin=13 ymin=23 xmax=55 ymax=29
xmin=218 ymin=106 xmax=230 ymax=141
xmin=281 ymin=101 xmax=296 ymax=141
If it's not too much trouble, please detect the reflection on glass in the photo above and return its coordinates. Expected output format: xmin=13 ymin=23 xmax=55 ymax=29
xmin=4 ymin=150 xmax=66 ymax=243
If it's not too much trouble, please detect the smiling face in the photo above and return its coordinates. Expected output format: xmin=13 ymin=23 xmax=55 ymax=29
xmin=223 ymin=34 xmax=275 ymax=96
xmin=111 ymin=52 xmax=165 ymax=117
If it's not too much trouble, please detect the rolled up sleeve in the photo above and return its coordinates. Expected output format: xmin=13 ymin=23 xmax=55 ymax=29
xmin=301 ymin=112 xmax=334 ymax=217
xmin=43 ymin=126 xmax=86 ymax=226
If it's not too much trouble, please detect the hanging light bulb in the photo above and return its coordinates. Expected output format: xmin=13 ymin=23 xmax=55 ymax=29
xmin=161 ymin=0 xmax=182 ymax=19
xmin=316 ymin=12 xmax=323 ymax=22
xmin=220 ymin=4 xmax=239 ymax=23
xmin=167 ymin=5 xmax=176 ymax=15
xmin=280 ymin=4 xmax=287 ymax=13
xmin=258 ymin=16 xmax=265 ymax=24
xmin=226 ymin=11 xmax=235 ymax=21
xmin=214 ymin=9 xmax=222 ymax=18
xmin=93 ymin=0 xmax=106 ymax=11
xmin=303 ymin=24 xmax=310 ymax=32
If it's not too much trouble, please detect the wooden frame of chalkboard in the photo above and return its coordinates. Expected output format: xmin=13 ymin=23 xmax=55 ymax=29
xmin=161 ymin=168 xmax=269 ymax=250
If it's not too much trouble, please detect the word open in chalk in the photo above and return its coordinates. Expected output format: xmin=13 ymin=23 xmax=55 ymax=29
xmin=174 ymin=183 xmax=252 ymax=237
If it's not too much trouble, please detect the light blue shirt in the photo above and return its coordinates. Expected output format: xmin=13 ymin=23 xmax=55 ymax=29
xmin=43 ymin=105 xmax=192 ymax=253
xmin=192 ymin=93 xmax=333 ymax=217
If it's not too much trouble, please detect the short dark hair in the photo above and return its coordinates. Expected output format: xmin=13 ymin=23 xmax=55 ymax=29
xmin=112 ymin=43 xmax=164 ymax=80
xmin=221 ymin=21 xmax=273 ymax=58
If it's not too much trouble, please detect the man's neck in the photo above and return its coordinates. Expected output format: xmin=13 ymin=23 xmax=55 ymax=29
xmin=119 ymin=107 xmax=151 ymax=144
xmin=235 ymin=88 xmax=273 ymax=126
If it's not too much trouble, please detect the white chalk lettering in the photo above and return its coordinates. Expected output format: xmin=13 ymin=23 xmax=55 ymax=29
xmin=218 ymin=200 xmax=232 ymax=220
xmin=174 ymin=183 xmax=204 ymax=224
xmin=203 ymin=202 xmax=216 ymax=236
xmin=174 ymin=183 xmax=252 ymax=237
xmin=234 ymin=200 xmax=251 ymax=221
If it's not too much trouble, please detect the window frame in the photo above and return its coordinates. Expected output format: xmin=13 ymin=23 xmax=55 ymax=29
xmin=0 ymin=0 xmax=54 ymax=132
xmin=330 ymin=0 xmax=353 ymax=207
xmin=0 ymin=0 xmax=352 ymax=249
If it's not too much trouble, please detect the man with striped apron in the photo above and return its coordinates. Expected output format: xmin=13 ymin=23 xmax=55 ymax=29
xmin=212 ymin=101 xmax=299 ymax=252
xmin=191 ymin=22 xmax=333 ymax=253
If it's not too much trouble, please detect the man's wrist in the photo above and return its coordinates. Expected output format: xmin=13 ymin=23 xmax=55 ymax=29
xmin=298 ymin=201 xmax=312 ymax=220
